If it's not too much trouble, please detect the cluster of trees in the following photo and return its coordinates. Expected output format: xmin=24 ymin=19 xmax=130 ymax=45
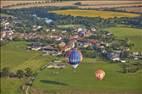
xmin=81 ymin=49 xmax=96 ymax=58
xmin=121 ymin=62 xmax=142 ymax=73
xmin=0 ymin=67 xmax=33 ymax=79
xmin=115 ymin=16 xmax=142 ymax=28
xmin=1 ymin=7 xmax=141 ymax=33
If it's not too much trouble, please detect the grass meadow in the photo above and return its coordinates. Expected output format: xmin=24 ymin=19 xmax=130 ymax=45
xmin=32 ymin=59 xmax=142 ymax=94
xmin=105 ymin=26 xmax=142 ymax=51
xmin=0 ymin=41 xmax=55 ymax=94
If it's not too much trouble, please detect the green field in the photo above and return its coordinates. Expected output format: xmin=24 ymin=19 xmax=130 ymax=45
xmin=50 ymin=9 xmax=140 ymax=19
xmin=0 ymin=41 xmax=54 ymax=71
xmin=33 ymin=59 xmax=142 ymax=94
xmin=105 ymin=26 xmax=142 ymax=51
xmin=0 ymin=41 xmax=55 ymax=94
xmin=1 ymin=40 xmax=142 ymax=94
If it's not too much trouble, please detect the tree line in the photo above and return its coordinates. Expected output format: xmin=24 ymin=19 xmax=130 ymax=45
xmin=0 ymin=67 xmax=33 ymax=79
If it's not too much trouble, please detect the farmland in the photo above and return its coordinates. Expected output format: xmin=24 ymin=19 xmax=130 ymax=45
xmin=105 ymin=26 xmax=142 ymax=51
xmin=111 ymin=6 xmax=142 ymax=14
xmin=50 ymin=9 xmax=140 ymax=19
xmin=1 ymin=0 xmax=142 ymax=9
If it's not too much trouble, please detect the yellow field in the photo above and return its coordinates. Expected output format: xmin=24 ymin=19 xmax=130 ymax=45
xmin=50 ymin=9 xmax=140 ymax=19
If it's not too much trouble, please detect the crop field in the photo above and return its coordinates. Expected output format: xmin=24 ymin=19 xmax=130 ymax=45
xmin=1 ymin=0 xmax=142 ymax=9
xmin=105 ymin=26 xmax=142 ymax=51
xmin=32 ymin=59 xmax=142 ymax=94
xmin=0 ymin=41 xmax=54 ymax=71
xmin=78 ymin=3 xmax=142 ymax=9
xmin=50 ymin=9 xmax=140 ymax=19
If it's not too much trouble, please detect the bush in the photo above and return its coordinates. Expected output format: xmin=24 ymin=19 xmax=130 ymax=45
xmin=82 ymin=49 xmax=96 ymax=58
xmin=16 ymin=70 xmax=24 ymax=79
xmin=25 ymin=68 xmax=33 ymax=77
xmin=121 ymin=62 xmax=141 ymax=73
xmin=74 ymin=2 xmax=82 ymax=6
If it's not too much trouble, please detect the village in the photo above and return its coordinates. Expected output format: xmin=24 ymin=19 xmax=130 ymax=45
xmin=1 ymin=15 xmax=142 ymax=66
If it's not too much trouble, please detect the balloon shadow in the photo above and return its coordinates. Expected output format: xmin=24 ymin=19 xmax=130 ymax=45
xmin=40 ymin=80 xmax=68 ymax=86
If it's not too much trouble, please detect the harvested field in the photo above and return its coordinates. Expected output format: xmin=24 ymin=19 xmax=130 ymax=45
xmin=1 ymin=0 xmax=142 ymax=9
xmin=79 ymin=3 xmax=142 ymax=9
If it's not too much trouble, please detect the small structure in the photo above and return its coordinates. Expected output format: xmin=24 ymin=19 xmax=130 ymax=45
xmin=47 ymin=63 xmax=66 ymax=69
xmin=27 ymin=42 xmax=43 ymax=51
xmin=107 ymin=51 xmax=121 ymax=62
xmin=0 ymin=28 xmax=14 ymax=40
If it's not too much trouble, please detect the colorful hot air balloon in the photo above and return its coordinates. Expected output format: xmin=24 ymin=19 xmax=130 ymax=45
xmin=67 ymin=48 xmax=83 ymax=69
xmin=95 ymin=69 xmax=105 ymax=80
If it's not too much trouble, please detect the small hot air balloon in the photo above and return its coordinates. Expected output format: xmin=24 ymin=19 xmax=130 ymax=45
xmin=67 ymin=48 xmax=83 ymax=69
xmin=95 ymin=69 xmax=105 ymax=80
xmin=58 ymin=42 xmax=66 ymax=50
xmin=78 ymin=31 xmax=85 ymax=37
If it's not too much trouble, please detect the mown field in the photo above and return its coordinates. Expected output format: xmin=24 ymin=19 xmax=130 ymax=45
xmin=32 ymin=59 xmax=142 ymax=94
xmin=50 ymin=9 xmax=140 ymax=19
xmin=105 ymin=26 xmax=142 ymax=51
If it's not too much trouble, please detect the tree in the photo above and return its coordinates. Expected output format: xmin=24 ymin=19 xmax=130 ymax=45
xmin=25 ymin=68 xmax=33 ymax=77
xmin=16 ymin=70 xmax=24 ymax=79
xmin=74 ymin=2 xmax=81 ymax=5
xmin=2 ymin=67 xmax=10 ymax=77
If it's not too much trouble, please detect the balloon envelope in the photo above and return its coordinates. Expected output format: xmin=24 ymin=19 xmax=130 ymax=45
xmin=68 ymin=48 xmax=83 ymax=69
xmin=95 ymin=69 xmax=105 ymax=80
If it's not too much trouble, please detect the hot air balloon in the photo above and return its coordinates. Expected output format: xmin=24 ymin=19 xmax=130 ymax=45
xmin=67 ymin=48 xmax=83 ymax=69
xmin=95 ymin=69 xmax=105 ymax=80
xmin=58 ymin=42 xmax=66 ymax=50
xmin=78 ymin=31 xmax=85 ymax=37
